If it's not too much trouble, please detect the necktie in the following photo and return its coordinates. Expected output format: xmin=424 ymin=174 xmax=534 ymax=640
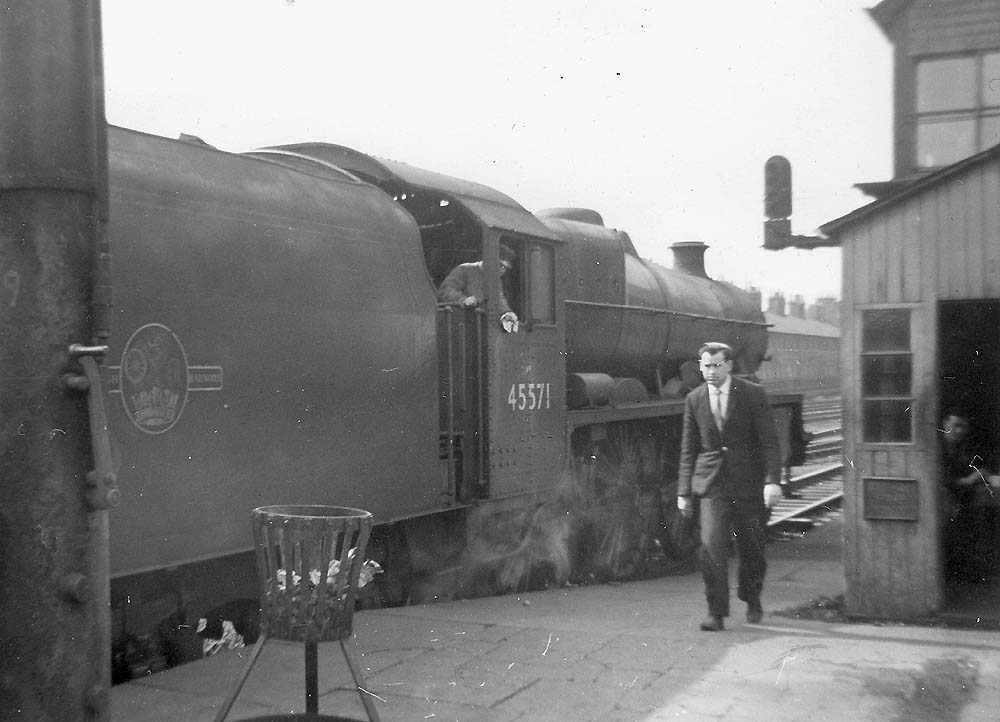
xmin=712 ymin=388 xmax=725 ymax=429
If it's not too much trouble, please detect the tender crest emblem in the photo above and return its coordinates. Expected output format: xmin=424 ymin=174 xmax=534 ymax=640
xmin=119 ymin=323 xmax=189 ymax=434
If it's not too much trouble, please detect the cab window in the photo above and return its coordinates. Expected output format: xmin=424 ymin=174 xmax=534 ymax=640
xmin=526 ymin=243 xmax=555 ymax=325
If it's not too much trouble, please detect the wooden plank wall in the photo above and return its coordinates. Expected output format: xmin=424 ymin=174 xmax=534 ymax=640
xmin=908 ymin=0 xmax=1000 ymax=55
xmin=842 ymin=156 xmax=1000 ymax=618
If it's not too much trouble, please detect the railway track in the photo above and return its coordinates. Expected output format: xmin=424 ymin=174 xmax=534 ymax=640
xmin=771 ymin=397 xmax=844 ymax=530
xmin=768 ymin=462 xmax=844 ymax=530
xmin=802 ymin=398 xmax=841 ymax=423
xmin=804 ymin=433 xmax=843 ymax=461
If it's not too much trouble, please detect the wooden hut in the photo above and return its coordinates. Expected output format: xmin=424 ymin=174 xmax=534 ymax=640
xmin=763 ymin=0 xmax=1000 ymax=623
xmin=820 ymin=144 xmax=1000 ymax=619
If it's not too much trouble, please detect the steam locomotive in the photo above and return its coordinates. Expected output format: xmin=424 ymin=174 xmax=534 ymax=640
xmin=103 ymin=126 xmax=806 ymax=672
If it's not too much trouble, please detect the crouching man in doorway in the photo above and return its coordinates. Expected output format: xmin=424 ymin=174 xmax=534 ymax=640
xmin=939 ymin=411 xmax=1000 ymax=584
xmin=676 ymin=342 xmax=783 ymax=631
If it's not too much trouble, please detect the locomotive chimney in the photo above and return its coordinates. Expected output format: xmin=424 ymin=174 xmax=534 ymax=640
xmin=670 ymin=241 xmax=709 ymax=278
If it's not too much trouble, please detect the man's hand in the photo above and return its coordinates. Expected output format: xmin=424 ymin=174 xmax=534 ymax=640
xmin=500 ymin=311 xmax=519 ymax=333
xmin=463 ymin=296 xmax=478 ymax=308
xmin=677 ymin=495 xmax=693 ymax=519
xmin=763 ymin=483 xmax=783 ymax=509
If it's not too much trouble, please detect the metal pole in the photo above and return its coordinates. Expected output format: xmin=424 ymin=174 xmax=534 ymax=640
xmin=305 ymin=641 xmax=319 ymax=714
xmin=0 ymin=2 xmax=110 ymax=720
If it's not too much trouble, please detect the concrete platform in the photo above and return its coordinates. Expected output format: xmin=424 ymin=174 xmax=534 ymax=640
xmin=112 ymin=514 xmax=1000 ymax=722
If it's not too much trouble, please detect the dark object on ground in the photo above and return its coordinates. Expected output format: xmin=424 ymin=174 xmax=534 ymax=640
xmin=775 ymin=594 xmax=848 ymax=622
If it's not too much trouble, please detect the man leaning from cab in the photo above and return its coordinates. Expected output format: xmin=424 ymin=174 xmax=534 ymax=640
xmin=437 ymin=243 xmax=519 ymax=332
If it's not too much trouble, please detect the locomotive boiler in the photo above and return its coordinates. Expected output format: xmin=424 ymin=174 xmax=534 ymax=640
xmin=538 ymin=208 xmax=769 ymax=390
xmin=96 ymin=131 xmax=805 ymax=676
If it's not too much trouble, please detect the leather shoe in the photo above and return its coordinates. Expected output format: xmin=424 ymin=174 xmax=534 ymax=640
xmin=746 ymin=601 xmax=763 ymax=624
xmin=699 ymin=616 xmax=724 ymax=631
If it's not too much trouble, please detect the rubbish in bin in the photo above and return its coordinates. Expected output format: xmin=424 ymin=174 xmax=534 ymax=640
xmin=198 ymin=618 xmax=245 ymax=656
xmin=274 ymin=549 xmax=382 ymax=595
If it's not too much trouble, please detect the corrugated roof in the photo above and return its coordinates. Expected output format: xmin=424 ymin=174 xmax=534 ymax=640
xmin=868 ymin=0 xmax=912 ymax=38
xmin=820 ymin=143 xmax=1000 ymax=237
xmin=764 ymin=312 xmax=840 ymax=337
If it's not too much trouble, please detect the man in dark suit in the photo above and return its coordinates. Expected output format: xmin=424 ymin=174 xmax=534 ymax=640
xmin=677 ymin=342 xmax=783 ymax=631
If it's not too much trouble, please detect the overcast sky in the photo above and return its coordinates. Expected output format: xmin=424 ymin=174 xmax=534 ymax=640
xmin=101 ymin=0 xmax=893 ymax=305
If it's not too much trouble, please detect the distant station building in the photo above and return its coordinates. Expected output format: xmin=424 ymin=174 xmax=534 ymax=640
xmin=807 ymin=296 xmax=841 ymax=327
xmin=756 ymin=292 xmax=841 ymax=398
xmin=817 ymin=0 xmax=1000 ymax=621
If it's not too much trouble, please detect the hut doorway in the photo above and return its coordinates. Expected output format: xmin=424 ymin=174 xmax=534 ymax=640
xmin=938 ymin=300 xmax=1000 ymax=623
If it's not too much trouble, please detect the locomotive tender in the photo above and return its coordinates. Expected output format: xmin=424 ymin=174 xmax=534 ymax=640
xmin=104 ymin=127 xmax=805 ymax=667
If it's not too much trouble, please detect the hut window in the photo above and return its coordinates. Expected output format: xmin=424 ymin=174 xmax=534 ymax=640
xmin=860 ymin=309 xmax=912 ymax=443
xmin=914 ymin=51 xmax=1000 ymax=169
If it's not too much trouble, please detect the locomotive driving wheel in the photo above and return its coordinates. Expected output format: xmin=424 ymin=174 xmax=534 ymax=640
xmin=574 ymin=425 xmax=655 ymax=581
xmin=572 ymin=421 xmax=699 ymax=582
xmin=654 ymin=429 xmax=701 ymax=574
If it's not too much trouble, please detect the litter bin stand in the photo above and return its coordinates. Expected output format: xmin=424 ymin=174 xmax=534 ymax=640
xmin=213 ymin=505 xmax=380 ymax=722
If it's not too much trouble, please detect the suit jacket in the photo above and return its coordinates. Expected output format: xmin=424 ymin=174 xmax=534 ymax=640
xmin=676 ymin=376 xmax=781 ymax=499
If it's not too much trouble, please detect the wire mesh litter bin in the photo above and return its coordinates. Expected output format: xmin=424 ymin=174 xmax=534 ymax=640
xmin=214 ymin=506 xmax=380 ymax=722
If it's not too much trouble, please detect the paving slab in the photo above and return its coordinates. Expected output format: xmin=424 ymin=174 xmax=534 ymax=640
xmin=641 ymin=628 xmax=1000 ymax=722
xmin=111 ymin=514 xmax=1000 ymax=722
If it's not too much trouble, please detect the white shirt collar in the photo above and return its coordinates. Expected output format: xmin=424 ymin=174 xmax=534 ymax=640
xmin=712 ymin=376 xmax=733 ymax=395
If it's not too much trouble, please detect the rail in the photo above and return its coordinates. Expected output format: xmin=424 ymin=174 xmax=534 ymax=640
xmin=768 ymin=463 xmax=844 ymax=529
xmin=804 ymin=435 xmax=843 ymax=461
xmin=772 ymin=397 xmax=845 ymax=529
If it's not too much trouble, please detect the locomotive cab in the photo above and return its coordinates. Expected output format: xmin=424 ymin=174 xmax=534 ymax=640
xmin=266 ymin=144 xmax=569 ymax=505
